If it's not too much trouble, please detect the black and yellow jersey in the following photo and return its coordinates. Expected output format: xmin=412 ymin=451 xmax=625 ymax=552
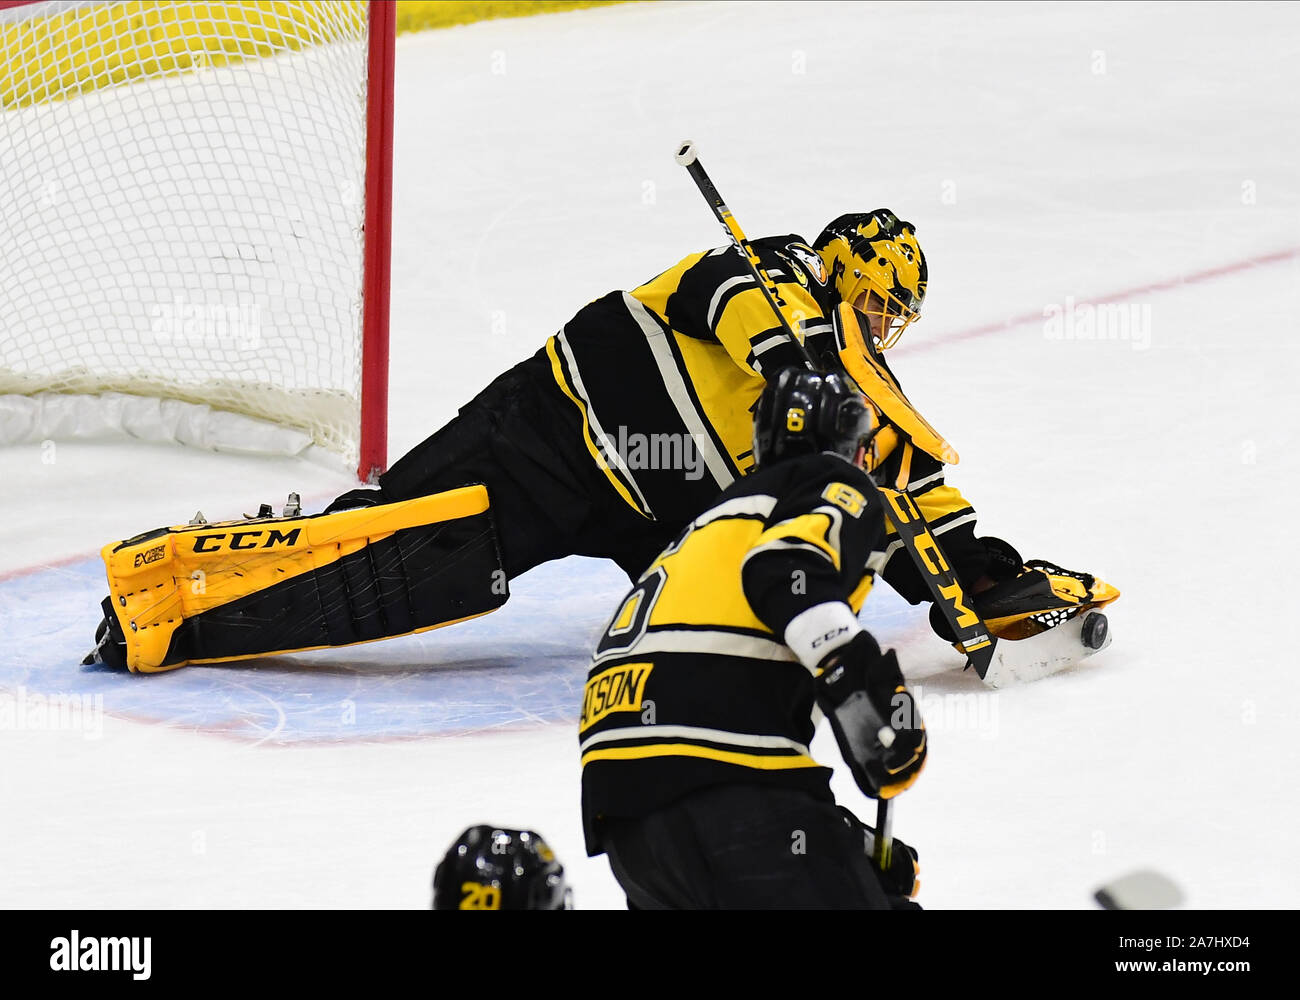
xmin=544 ymin=235 xmax=840 ymax=525
xmin=542 ymin=235 xmax=984 ymax=597
xmin=579 ymin=450 xmax=889 ymax=855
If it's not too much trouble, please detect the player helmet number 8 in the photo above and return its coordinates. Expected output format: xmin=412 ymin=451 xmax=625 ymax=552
xmin=816 ymin=209 xmax=927 ymax=350
xmin=753 ymin=368 xmax=879 ymax=470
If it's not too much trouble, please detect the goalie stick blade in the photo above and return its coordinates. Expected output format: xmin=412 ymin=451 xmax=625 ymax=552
xmin=1094 ymin=870 xmax=1184 ymax=910
xmin=979 ymin=612 xmax=1112 ymax=688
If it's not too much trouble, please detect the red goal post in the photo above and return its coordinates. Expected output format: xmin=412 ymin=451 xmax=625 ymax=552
xmin=0 ymin=0 xmax=394 ymax=481
xmin=360 ymin=0 xmax=394 ymax=483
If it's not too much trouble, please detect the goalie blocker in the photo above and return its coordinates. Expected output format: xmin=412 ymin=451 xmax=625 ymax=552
xmin=86 ymin=485 xmax=507 ymax=673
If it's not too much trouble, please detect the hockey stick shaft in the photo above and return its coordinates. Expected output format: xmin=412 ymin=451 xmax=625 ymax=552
xmin=873 ymin=798 xmax=893 ymax=872
xmin=876 ymin=485 xmax=996 ymax=677
xmin=674 ymin=141 xmax=818 ymax=371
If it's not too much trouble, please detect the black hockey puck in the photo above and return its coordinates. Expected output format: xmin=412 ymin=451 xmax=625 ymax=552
xmin=1080 ymin=612 xmax=1108 ymax=650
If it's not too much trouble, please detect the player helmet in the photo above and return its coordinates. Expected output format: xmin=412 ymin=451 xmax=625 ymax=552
xmin=753 ymin=367 xmax=878 ymax=469
xmin=815 ymin=210 xmax=927 ymax=350
xmin=432 ymin=825 xmax=572 ymax=910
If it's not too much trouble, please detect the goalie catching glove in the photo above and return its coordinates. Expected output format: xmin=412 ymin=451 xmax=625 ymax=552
xmin=929 ymin=536 xmax=1121 ymax=643
xmin=814 ymin=631 xmax=926 ymax=800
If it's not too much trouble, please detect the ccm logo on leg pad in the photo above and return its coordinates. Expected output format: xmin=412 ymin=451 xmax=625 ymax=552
xmin=191 ymin=528 xmax=303 ymax=553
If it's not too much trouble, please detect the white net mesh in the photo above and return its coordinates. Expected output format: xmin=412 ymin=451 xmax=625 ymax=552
xmin=0 ymin=0 xmax=373 ymax=465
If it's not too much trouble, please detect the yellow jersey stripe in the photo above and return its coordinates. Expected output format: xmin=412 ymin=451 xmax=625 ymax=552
xmin=581 ymin=723 xmax=811 ymax=756
xmin=620 ymin=292 xmax=736 ymax=490
xmin=581 ymin=742 xmax=822 ymax=770
xmin=545 ymin=334 xmax=653 ymax=518
xmin=751 ymin=511 xmax=840 ymax=570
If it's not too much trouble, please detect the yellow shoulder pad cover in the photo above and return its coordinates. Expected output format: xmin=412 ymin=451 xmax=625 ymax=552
xmin=101 ymin=485 xmax=490 ymax=672
xmin=835 ymin=302 xmax=959 ymax=466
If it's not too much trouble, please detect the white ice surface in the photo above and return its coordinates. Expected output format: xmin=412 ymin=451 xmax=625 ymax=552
xmin=2 ymin=0 xmax=1299 ymax=909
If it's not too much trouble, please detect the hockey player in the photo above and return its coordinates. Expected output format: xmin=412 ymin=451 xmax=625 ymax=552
xmin=579 ymin=368 xmax=925 ymax=909
xmin=331 ymin=207 xmax=963 ymax=588
xmin=432 ymin=825 xmax=571 ymax=910
xmin=86 ymin=210 xmax=1054 ymax=672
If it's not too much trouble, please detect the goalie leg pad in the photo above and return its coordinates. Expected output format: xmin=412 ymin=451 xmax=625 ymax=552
xmin=101 ymin=485 xmax=507 ymax=672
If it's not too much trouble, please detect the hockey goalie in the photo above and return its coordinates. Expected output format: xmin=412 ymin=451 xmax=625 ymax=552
xmin=85 ymin=210 xmax=1117 ymax=681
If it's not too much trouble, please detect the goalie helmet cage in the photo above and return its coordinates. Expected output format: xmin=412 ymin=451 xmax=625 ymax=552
xmin=0 ymin=0 xmax=394 ymax=481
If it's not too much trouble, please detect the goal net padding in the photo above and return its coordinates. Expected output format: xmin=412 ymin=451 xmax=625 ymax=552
xmin=0 ymin=0 xmax=393 ymax=478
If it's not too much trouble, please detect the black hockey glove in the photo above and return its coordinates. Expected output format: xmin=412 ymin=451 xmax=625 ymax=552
xmin=928 ymin=535 xmax=1024 ymax=641
xmin=839 ymin=807 xmax=923 ymax=907
xmin=875 ymin=837 xmax=922 ymax=910
xmin=841 ymin=806 xmax=922 ymax=901
xmin=815 ymin=632 xmax=926 ymax=799
xmin=980 ymin=535 xmax=1025 ymax=582
xmin=867 ymin=828 xmax=921 ymax=902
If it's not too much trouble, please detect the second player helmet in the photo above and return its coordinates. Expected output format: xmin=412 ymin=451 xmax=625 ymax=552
xmin=815 ymin=210 xmax=927 ymax=350
xmin=432 ymin=825 xmax=572 ymax=910
xmin=753 ymin=367 xmax=878 ymax=468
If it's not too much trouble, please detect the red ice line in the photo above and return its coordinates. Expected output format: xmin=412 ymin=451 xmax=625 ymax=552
xmin=894 ymin=244 xmax=1300 ymax=357
xmin=3 ymin=244 xmax=1298 ymax=586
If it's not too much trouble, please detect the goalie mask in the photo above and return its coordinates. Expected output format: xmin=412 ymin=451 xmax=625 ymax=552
xmin=816 ymin=210 xmax=927 ymax=350
xmin=753 ymin=367 xmax=879 ymax=470
xmin=432 ymin=825 xmax=572 ymax=910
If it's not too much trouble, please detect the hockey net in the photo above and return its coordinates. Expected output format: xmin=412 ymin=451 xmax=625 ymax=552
xmin=0 ymin=0 xmax=393 ymax=478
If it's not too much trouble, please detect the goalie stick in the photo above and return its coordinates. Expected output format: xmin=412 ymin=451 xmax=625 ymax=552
xmin=674 ymin=141 xmax=819 ymax=372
